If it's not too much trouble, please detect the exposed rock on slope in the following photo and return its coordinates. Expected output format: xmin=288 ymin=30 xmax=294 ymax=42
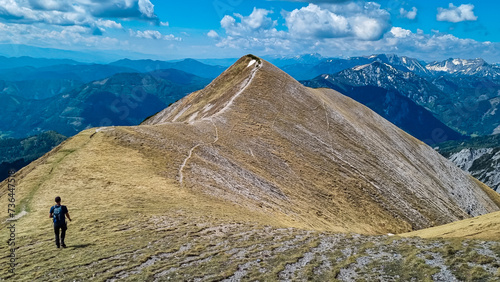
xmin=437 ymin=135 xmax=500 ymax=193
xmin=142 ymin=55 xmax=500 ymax=232
xmin=3 ymin=55 xmax=500 ymax=281
xmin=302 ymin=80 xmax=464 ymax=145
xmin=450 ymin=148 xmax=500 ymax=193
xmin=426 ymin=58 xmax=500 ymax=78
xmin=447 ymin=148 xmax=500 ymax=192
xmin=2 ymin=54 xmax=500 ymax=247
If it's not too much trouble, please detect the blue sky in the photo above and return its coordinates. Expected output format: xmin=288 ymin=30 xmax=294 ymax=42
xmin=0 ymin=0 xmax=498 ymax=62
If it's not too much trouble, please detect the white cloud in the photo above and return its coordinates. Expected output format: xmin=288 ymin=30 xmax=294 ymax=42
xmin=163 ymin=34 xmax=182 ymax=41
xmin=437 ymin=3 xmax=477 ymax=23
xmin=0 ymin=0 xmax=161 ymax=27
xmin=138 ymin=0 xmax=155 ymax=18
xmin=130 ymin=29 xmax=181 ymax=41
xmin=390 ymin=27 xmax=411 ymax=38
xmin=221 ymin=8 xmax=277 ymax=37
xmin=207 ymin=30 xmax=219 ymax=38
xmin=216 ymin=2 xmax=391 ymax=53
xmin=133 ymin=30 xmax=163 ymax=40
xmin=284 ymin=4 xmax=350 ymax=38
xmin=400 ymin=7 xmax=417 ymax=20
xmin=0 ymin=0 xmax=171 ymax=50
xmin=284 ymin=3 xmax=391 ymax=41
xmin=217 ymin=8 xmax=288 ymax=52
xmin=0 ymin=22 xmax=121 ymax=48
xmin=96 ymin=19 xmax=123 ymax=29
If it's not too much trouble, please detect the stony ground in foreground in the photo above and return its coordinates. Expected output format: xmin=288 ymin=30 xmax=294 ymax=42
xmin=4 ymin=215 xmax=499 ymax=281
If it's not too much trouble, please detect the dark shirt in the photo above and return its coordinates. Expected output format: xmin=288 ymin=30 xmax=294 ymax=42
xmin=50 ymin=205 xmax=68 ymax=224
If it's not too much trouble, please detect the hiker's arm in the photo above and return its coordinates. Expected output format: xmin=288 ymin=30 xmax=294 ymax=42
xmin=49 ymin=212 xmax=53 ymax=218
xmin=66 ymin=212 xmax=72 ymax=221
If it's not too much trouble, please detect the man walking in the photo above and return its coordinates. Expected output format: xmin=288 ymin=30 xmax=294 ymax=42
xmin=49 ymin=196 xmax=72 ymax=248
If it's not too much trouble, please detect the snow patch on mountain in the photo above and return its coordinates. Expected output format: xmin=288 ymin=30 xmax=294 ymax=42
xmin=426 ymin=58 xmax=499 ymax=78
xmin=353 ymin=64 xmax=371 ymax=71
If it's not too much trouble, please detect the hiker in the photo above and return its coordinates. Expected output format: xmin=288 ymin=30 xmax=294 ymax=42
xmin=49 ymin=196 xmax=72 ymax=248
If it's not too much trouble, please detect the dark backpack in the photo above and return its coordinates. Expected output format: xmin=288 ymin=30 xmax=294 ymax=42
xmin=53 ymin=205 xmax=65 ymax=227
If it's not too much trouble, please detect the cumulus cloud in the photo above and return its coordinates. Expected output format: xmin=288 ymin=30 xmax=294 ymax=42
xmin=221 ymin=8 xmax=278 ymax=37
xmin=0 ymin=22 xmax=121 ymax=48
xmin=390 ymin=27 xmax=411 ymax=38
xmin=138 ymin=0 xmax=155 ymax=18
xmin=207 ymin=30 xmax=219 ymax=38
xmin=285 ymin=0 xmax=352 ymax=3
xmin=96 ymin=19 xmax=123 ymax=29
xmin=284 ymin=3 xmax=390 ymax=41
xmin=215 ymin=5 xmax=499 ymax=62
xmin=0 ymin=0 xmax=160 ymax=27
xmin=400 ymin=7 xmax=417 ymax=20
xmin=0 ymin=0 xmax=173 ymax=48
xmin=87 ymin=0 xmax=158 ymax=22
xmin=284 ymin=4 xmax=350 ymax=38
xmin=314 ymin=28 xmax=498 ymax=63
xmin=216 ymin=8 xmax=289 ymax=52
xmin=437 ymin=3 xmax=477 ymax=23
xmin=217 ymin=2 xmax=391 ymax=47
xmin=129 ymin=29 xmax=181 ymax=41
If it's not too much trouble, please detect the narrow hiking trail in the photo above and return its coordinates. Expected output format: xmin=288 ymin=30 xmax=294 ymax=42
xmin=212 ymin=61 xmax=261 ymax=118
xmin=178 ymin=62 xmax=260 ymax=186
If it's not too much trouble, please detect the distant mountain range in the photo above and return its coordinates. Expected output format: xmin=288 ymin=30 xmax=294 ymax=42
xmin=426 ymin=58 xmax=500 ymax=78
xmin=0 ymin=55 xmax=83 ymax=69
xmin=0 ymin=69 xmax=210 ymax=138
xmin=0 ymin=53 xmax=498 ymax=139
xmin=2 ymin=52 xmax=500 ymax=179
xmin=268 ymin=53 xmax=500 ymax=80
xmin=303 ymin=60 xmax=500 ymax=136
xmin=109 ymin=58 xmax=226 ymax=79
xmin=0 ymin=131 xmax=66 ymax=181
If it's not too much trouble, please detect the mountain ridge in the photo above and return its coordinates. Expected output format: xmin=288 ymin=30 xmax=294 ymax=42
xmin=2 ymin=55 xmax=500 ymax=280
xmin=141 ymin=55 xmax=500 ymax=232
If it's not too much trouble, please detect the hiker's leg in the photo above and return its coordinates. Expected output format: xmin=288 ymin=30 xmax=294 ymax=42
xmin=54 ymin=225 xmax=60 ymax=247
xmin=61 ymin=224 xmax=67 ymax=245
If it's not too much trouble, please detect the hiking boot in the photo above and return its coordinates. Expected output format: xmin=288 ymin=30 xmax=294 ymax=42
xmin=61 ymin=244 xmax=67 ymax=248
xmin=56 ymin=245 xmax=60 ymax=248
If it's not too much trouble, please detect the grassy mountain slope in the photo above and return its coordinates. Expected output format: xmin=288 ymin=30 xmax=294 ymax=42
xmin=403 ymin=206 xmax=500 ymax=241
xmin=302 ymin=79 xmax=464 ymax=145
xmin=1 ymin=55 xmax=500 ymax=280
xmin=145 ymin=55 xmax=500 ymax=232
xmin=402 ymin=177 xmax=500 ymax=240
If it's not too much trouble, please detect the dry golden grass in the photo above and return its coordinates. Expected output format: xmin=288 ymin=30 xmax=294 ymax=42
xmin=2 ymin=55 xmax=500 ymax=280
xmin=400 ymin=210 xmax=500 ymax=241
xmin=401 ymin=178 xmax=500 ymax=241
xmin=0 ymin=128 xmax=303 ymax=279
